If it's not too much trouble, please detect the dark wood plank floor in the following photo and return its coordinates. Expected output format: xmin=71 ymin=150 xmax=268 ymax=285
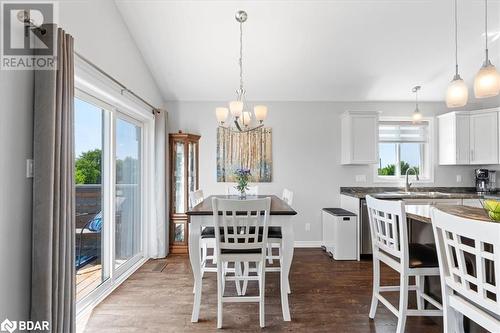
xmin=84 ymin=248 xmax=442 ymax=332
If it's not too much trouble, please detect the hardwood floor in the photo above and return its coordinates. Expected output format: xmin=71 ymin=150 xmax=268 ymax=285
xmin=84 ymin=248 xmax=442 ymax=332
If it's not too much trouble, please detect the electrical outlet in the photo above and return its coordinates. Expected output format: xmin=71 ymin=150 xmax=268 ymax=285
xmin=305 ymin=223 xmax=311 ymax=232
xmin=355 ymin=174 xmax=366 ymax=182
xmin=26 ymin=159 xmax=33 ymax=178
xmin=456 ymin=175 xmax=462 ymax=183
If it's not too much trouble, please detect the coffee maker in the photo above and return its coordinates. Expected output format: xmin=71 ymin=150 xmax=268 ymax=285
xmin=475 ymin=169 xmax=497 ymax=193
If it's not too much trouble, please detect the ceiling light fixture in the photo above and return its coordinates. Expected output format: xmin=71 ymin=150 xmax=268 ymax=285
xmin=215 ymin=10 xmax=268 ymax=132
xmin=412 ymin=86 xmax=423 ymax=123
xmin=446 ymin=0 xmax=468 ymax=108
xmin=474 ymin=0 xmax=500 ymax=98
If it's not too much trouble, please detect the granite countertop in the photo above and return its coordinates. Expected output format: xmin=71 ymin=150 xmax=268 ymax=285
xmin=340 ymin=187 xmax=499 ymax=200
xmin=405 ymin=204 xmax=494 ymax=224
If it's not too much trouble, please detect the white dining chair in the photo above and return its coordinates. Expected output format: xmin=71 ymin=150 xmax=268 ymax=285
xmin=189 ymin=189 xmax=204 ymax=209
xmin=431 ymin=208 xmax=500 ymax=333
xmin=225 ymin=184 xmax=259 ymax=196
xmin=366 ymin=195 xmax=442 ymax=333
xmin=212 ymin=197 xmax=271 ymax=328
xmin=266 ymin=189 xmax=293 ymax=265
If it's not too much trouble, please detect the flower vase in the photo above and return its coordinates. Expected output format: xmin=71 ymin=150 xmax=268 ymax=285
xmin=239 ymin=190 xmax=246 ymax=200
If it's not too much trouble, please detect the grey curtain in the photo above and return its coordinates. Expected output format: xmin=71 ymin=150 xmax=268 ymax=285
xmin=32 ymin=26 xmax=75 ymax=333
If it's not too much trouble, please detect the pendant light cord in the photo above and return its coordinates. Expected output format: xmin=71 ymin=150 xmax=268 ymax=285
xmin=485 ymin=0 xmax=489 ymax=62
xmin=239 ymin=21 xmax=244 ymax=94
xmin=454 ymin=0 xmax=458 ymax=75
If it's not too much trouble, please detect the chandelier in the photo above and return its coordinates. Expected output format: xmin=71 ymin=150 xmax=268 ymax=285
xmin=215 ymin=10 xmax=268 ymax=132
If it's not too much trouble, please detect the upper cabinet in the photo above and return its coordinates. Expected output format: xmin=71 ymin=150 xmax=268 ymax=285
xmin=341 ymin=111 xmax=378 ymax=165
xmin=470 ymin=111 xmax=498 ymax=164
xmin=438 ymin=109 xmax=499 ymax=165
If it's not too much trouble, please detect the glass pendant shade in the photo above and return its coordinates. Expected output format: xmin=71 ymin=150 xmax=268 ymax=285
xmin=229 ymin=100 xmax=244 ymax=117
xmin=215 ymin=107 xmax=229 ymax=124
xmin=474 ymin=61 xmax=500 ymax=98
xmin=412 ymin=109 xmax=423 ymax=122
xmin=446 ymin=76 xmax=468 ymax=108
xmin=254 ymin=105 xmax=268 ymax=122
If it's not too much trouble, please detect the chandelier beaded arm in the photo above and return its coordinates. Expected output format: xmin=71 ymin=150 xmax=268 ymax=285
xmin=215 ymin=10 xmax=268 ymax=133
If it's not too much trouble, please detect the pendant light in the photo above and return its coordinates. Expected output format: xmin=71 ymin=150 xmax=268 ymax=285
xmin=474 ymin=0 xmax=500 ymax=98
xmin=215 ymin=10 xmax=268 ymax=132
xmin=446 ymin=0 xmax=468 ymax=108
xmin=412 ymin=86 xmax=423 ymax=123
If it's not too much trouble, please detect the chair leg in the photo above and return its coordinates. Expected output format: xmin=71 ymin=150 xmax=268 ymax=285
xmin=242 ymin=262 xmax=250 ymax=295
xmin=259 ymin=261 xmax=266 ymax=328
xmin=396 ymin=274 xmax=409 ymax=333
xmin=369 ymin=258 xmax=380 ymax=319
xmin=267 ymin=244 xmax=273 ymax=264
xmin=416 ymin=275 xmax=425 ymax=310
xmin=217 ymin=259 xmax=224 ymax=329
xmin=235 ymin=261 xmax=243 ymax=296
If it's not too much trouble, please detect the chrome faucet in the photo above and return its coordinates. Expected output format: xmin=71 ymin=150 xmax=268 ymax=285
xmin=405 ymin=167 xmax=420 ymax=192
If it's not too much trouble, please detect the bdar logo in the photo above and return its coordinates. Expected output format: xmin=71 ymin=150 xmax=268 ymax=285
xmin=0 ymin=319 xmax=17 ymax=333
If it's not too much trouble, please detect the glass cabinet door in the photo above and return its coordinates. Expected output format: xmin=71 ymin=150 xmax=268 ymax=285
xmin=173 ymin=141 xmax=185 ymax=214
xmin=188 ymin=142 xmax=197 ymax=209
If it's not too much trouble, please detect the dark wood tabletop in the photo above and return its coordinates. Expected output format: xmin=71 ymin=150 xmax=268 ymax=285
xmin=186 ymin=195 xmax=297 ymax=216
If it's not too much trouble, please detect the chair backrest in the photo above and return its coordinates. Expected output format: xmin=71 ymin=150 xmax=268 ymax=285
xmin=225 ymin=184 xmax=259 ymax=196
xmin=189 ymin=189 xmax=204 ymax=208
xmin=212 ymin=197 xmax=271 ymax=254
xmin=366 ymin=195 xmax=409 ymax=267
xmin=282 ymin=188 xmax=294 ymax=206
xmin=431 ymin=208 xmax=500 ymax=329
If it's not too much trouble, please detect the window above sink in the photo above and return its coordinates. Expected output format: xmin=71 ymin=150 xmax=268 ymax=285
xmin=374 ymin=117 xmax=434 ymax=184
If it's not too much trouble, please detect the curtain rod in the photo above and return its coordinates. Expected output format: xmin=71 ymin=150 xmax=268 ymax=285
xmin=20 ymin=17 xmax=160 ymax=115
xmin=75 ymin=51 xmax=160 ymax=115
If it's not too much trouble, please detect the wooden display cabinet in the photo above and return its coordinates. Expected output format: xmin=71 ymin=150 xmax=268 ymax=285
xmin=169 ymin=131 xmax=200 ymax=254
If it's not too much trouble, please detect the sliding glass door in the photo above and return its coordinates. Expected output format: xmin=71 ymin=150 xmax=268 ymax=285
xmin=74 ymin=98 xmax=108 ymax=302
xmin=75 ymin=93 xmax=146 ymax=310
xmin=115 ymin=117 xmax=142 ymax=269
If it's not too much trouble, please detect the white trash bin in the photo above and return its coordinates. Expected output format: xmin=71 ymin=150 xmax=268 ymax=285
xmin=322 ymin=208 xmax=357 ymax=260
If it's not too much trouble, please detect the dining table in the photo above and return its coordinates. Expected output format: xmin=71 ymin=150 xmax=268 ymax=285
xmin=186 ymin=195 xmax=297 ymax=323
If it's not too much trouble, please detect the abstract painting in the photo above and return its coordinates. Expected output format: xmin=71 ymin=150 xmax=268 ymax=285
xmin=216 ymin=127 xmax=272 ymax=182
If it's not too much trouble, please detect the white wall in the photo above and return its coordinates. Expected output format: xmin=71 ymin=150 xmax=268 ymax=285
xmin=166 ymin=100 xmax=499 ymax=242
xmin=0 ymin=0 xmax=163 ymax=322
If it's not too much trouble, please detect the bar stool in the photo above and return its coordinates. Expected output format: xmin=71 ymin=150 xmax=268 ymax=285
xmin=431 ymin=208 xmax=500 ymax=333
xmin=366 ymin=195 xmax=442 ymax=333
xmin=212 ymin=197 xmax=271 ymax=328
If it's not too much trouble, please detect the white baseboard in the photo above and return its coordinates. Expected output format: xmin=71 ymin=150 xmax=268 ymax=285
xmin=294 ymin=241 xmax=323 ymax=248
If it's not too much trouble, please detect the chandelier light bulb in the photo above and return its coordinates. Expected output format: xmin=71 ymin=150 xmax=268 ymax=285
xmin=215 ymin=107 xmax=229 ymax=124
xmin=474 ymin=61 xmax=500 ymax=98
xmin=229 ymin=100 xmax=243 ymax=118
xmin=446 ymin=76 xmax=468 ymax=108
xmin=242 ymin=111 xmax=252 ymax=126
xmin=254 ymin=105 xmax=268 ymax=122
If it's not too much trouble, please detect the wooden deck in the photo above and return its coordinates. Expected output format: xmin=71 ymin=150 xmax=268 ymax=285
xmin=83 ymin=248 xmax=444 ymax=332
xmin=77 ymin=263 xmax=102 ymax=302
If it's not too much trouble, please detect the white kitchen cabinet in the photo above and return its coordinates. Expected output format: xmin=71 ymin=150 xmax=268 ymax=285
xmin=438 ymin=108 xmax=499 ymax=165
xmin=341 ymin=111 xmax=378 ymax=165
xmin=438 ymin=111 xmax=470 ymax=165
xmin=470 ymin=110 xmax=498 ymax=164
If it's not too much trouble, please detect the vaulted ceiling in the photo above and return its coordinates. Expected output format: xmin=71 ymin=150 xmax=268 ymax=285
xmin=115 ymin=0 xmax=500 ymax=102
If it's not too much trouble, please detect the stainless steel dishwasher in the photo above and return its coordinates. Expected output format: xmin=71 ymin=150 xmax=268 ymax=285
xmin=360 ymin=199 xmax=372 ymax=255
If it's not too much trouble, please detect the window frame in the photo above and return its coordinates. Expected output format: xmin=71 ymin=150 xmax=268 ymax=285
xmin=374 ymin=116 xmax=434 ymax=184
